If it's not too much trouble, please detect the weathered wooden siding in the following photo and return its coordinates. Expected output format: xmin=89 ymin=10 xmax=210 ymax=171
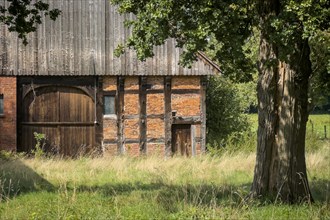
xmin=17 ymin=77 xmax=102 ymax=156
xmin=0 ymin=0 xmax=217 ymax=76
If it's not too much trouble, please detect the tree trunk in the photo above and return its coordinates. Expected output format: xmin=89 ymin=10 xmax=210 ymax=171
xmin=251 ymin=0 xmax=313 ymax=203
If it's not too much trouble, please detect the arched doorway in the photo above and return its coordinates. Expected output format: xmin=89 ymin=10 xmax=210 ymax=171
xmin=19 ymin=78 xmax=99 ymax=157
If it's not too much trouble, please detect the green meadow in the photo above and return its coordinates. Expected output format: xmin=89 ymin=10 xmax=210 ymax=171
xmin=0 ymin=114 xmax=329 ymax=219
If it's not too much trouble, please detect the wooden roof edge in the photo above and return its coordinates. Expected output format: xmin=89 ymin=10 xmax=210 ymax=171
xmin=196 ymin=51 xmax=221 ymax=74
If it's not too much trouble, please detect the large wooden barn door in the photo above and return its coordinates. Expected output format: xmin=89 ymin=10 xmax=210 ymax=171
xmin=20 ymin=85 xmax=96 ymax=156
xmin=171 ymin=124 xmax=191 ymax=156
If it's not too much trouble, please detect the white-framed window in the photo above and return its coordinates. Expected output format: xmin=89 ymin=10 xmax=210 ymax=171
xmin=104 ymin=95 xmax=115 ymax=115
xmin=0 ymin=94 xmax=3 ymax=115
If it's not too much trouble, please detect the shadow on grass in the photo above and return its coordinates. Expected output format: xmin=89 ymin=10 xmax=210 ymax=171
xmin=77 ymin=181 xmax=251 ymax=211
xmin=310 ymin=178 xmax=330 ymax=203
xmin=0 ymin=153 xmax=54 ymax=200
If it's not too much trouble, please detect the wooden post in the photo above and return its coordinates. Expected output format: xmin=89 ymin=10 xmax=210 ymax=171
xmin=95 ymin=76 xmax=103 ymax=154
xmin=139 ymin=76 xmax=147 ymax=154
xmin=164 ymin=76 xmax=172 ymax=157
xmin=200 ymin=76 xmax=207 ymax=153
xmin=117 ymin=76 xmax=125 ymax=154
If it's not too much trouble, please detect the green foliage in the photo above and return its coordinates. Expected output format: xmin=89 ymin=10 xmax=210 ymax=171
xmin=260 ymin=0 xmax=330 ymax=62
xmin=0 ymin=0 xmax=61 ymax=45
xmin=31 ymin=132 xmax=45 ymax=158
xmin=111 ymin=0 xmax=254 ymax=81
xmin=206 ymin=76 xmax=251 ymax=148
xmin=309 ymin=31 xmax=330 ymax=110
xmin=111 ymin=0 xmax=329 ymax=80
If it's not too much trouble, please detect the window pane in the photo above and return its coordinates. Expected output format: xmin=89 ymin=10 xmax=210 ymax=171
xmin=0 ymin=95 xmax=3 ymax=115
xmin=104 ymin=96 xmax=115 ymax=115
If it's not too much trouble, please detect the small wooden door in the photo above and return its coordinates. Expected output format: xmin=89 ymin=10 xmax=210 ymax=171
xmin=20 ymin=85 xmax=96 ymax=157
xmin=171 ymin=124 xmax=191 ymax=156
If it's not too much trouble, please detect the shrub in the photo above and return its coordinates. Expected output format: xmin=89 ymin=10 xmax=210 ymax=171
xmin=206 ymin=76 xmax=251 ymax=150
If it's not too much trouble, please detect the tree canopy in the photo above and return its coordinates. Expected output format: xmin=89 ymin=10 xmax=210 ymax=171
xmin=0 ymin=0 xmax=60 ymax=45
xmin=112 ymin=0 xmax=329 ymax=79
xmin=111 ymin=0 xmax=330 ymax=203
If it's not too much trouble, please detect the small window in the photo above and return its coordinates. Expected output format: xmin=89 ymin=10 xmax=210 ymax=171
xmin=104 ymin=95 xmax=115 ymax=115
xmin=0 ymin=94 xmax=3 ymax=115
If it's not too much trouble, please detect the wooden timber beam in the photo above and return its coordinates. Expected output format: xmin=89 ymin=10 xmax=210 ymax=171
xmin=139 ymin=76 xmax=147 ymax=154
xmin=164 ymin=76 xmax=172 ymax=157
xmin=117 ymin=76 xmax=125 ymax=154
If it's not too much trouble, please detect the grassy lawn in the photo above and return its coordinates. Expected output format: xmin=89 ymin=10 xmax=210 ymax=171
xmin=0 ymin=114 xmax=329 ymax=219
xmin=0 ymin=148 xmax=329 ymax=219
xmin=248 ymin=114 xmax=330 ymax=137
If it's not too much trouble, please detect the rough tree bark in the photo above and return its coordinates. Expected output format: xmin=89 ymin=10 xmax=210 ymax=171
xmin=251 ymin=0 xmax=313 ymax=203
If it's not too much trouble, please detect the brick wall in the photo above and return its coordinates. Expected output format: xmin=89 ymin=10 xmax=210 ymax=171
xmin=146 ymin=77 xmax=165 ymax=156
xmin=102 ymin=76 xmax=203 ymax=157
xmin=172 ymin=77 xmax=201 ymax=117
xmin=103 ymin=76 xmax=118 ymax=155
xmin=0 ymin=77 xmax=17 ymax=151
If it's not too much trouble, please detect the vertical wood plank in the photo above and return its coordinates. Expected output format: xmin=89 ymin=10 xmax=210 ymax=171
xmin=104 ymin=0 xmax=110 ymax=75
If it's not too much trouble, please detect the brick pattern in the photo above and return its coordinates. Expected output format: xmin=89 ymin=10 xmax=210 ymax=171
xmin=147 ymin=77 xmax=164 ymax=90
xmin=124 ymin=119 xmax=139 ymax=139
xmin=125 ymin=76 xmax=139 ymax=90
xmin=147 ymin=93 xmax=164 ymax=115
xmin=147 ymin=118 xmax=165 ymax=139
xmin=0 ymin=77 xmax=17 ymax=151
xmin=103 ymin=77 xmax=117 ymax=91
xmin=102 ymin=76 xmax=203 ymax=157
xmin=147 ymin=143 xmax=165 ymax=156
xmin=103 ymin=119 xmax=117 ymax=139
xmin=126 ymin=143 xmax=140 ymax=157
xmin=172 ymin=76 xmax=200 ymax=90
xmin=124 ymin=94 xmax=139 ymax=115
xmin=172 ymin=94 xmax=200 ymax=116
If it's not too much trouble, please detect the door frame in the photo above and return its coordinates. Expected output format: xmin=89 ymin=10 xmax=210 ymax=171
xmin=17 ymin=76 xmax=103 ymax=155
xmin=171 ymin=123 xmax=196 ymax=156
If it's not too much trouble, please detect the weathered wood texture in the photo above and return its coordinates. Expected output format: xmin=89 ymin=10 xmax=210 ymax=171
xmin=18 ymin=77 xmax=101 ymax=156
xmin=0 ymin=0 xmax=217 ymax=76
xmin=171 ymin=124 xmax=191 ymax=156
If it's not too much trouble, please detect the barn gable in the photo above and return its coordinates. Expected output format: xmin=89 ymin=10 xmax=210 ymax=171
xmin=0 ymin=0 xmax=219 ymax=157
xmin=0 ymin=0 xmax=218 ymax=77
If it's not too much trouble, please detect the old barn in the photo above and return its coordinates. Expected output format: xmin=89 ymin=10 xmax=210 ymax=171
xmin=0 ymin=0 xmax=219 ymax=157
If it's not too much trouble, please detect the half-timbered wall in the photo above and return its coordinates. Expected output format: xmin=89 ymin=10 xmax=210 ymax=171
xmin=102 ymin=76 xmax=205 ymax=157
xmin=0 ymin=0 xmax=216 ymax=157
xmin=0 ymin=77 xmax=16 ymax=151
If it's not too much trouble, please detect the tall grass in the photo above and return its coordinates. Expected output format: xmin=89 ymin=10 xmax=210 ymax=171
xmin=0 ymin=114 xmax=329 ymax=219
xmin=0 ymin=142 xmax=329 ymax=219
